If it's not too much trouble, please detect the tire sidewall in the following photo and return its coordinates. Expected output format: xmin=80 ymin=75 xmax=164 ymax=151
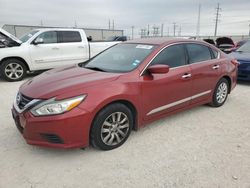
xmin=91 ymin=103 xmax=133 ymax=150
xmin=0 ymin=59 xmax=27 ymax=82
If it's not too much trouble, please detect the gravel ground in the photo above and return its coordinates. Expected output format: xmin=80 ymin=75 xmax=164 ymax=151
xmin=0 ymin=76 xmax=250 ymax=188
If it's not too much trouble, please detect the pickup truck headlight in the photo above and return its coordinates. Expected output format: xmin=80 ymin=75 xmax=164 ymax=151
xmin=31 ymin=95 xmax=86 ymax=116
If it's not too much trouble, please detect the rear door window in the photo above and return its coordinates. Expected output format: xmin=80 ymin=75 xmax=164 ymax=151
xmin=58 ymin=31 xmax=82 ymax=43
xmin=186 ymin=44 xmax=212 ymax=63
xmin=151 ymin=44 xmax=186 ymax=68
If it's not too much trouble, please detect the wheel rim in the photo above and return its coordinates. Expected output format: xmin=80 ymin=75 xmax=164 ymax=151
xmin=4 ymin=63 xmax=24 ymax=80
xmin=101 ymin=112 xmax=130 ymax=146
xmin=216 ymin=82 xmax=228 ymax=104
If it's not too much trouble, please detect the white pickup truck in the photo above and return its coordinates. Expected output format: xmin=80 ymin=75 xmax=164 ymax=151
xmin=0 ymin=28 xmax=120 ymax=81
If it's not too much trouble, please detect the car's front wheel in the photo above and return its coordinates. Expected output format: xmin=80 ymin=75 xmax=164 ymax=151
xmin=0 ymin=58 xmax=27 ymax=81
xmin=210 ymin=78 xmax=229 ymax=107
xmin=90 ymin=103 xmax=133 ymax=150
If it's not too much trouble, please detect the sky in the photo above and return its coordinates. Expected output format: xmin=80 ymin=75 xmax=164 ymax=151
xmin=0 ymin=0 xmax=250 ymax=38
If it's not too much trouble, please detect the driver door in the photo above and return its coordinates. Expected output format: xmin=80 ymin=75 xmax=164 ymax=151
xmin=29 ymin=31 xmax=62 ymax=70
xmin=140 ymin=44 xmax=192 ymax=121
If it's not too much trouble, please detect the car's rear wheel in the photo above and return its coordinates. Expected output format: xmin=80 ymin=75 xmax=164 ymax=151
xmin=90 ymin=103 xmax=133 ymax=150
xmin=210 ymin=78 xmax=229 ymax=107
xmin=0 ymin=58 xmax=27 ymax=81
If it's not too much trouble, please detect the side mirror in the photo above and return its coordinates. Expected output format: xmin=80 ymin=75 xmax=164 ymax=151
xmin=33 ymin=38 xmax=44 ymax=45
xmin=147 ymin=64 xmax=170 ymax=74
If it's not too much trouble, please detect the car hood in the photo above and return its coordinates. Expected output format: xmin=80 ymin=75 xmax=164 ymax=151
xmin=20 ymin=64 xmax=121 ymax=99
xmin=0 ymin=28 xmax=22 ymax=44
xmin=230 ymin=52 xmax=250 ymax=62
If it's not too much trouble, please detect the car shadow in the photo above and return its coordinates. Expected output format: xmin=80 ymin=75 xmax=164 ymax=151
xmin=237 ymin=80 xmax=250 ymax=86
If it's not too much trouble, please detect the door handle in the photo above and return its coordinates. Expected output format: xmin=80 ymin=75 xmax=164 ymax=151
xmin=212 ymin=65 xmax=220 ymax=70
xmin=78 ymin=46 xmax=85 ymax=49
xmin=182 ymin=73 xmax=192 ymax=79
xmin=52 ymin=47 xmax=59 ymax=50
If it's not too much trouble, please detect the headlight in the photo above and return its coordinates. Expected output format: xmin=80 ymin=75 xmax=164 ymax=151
xmin=31 ymin=95 xmax=86 ymax=116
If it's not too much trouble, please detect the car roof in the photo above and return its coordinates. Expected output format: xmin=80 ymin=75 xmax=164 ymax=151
xmin=124 ymin=37 xmax=204 ymax=46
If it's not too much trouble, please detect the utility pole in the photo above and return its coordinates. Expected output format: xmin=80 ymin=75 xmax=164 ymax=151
xmin=173 ymin=22 xmax=177 ymax=37
xmin=152 ymin=26 xmax=159 ymax=37
xmin=147 ymin=24 xmax=150 ymax=37
xmin=249 ymin=21 xmax=250 ymax=36
xmin=112 ymin=20 xmax=114 ymax=31
xmin=214 ymin=3 xmax=221 ymax=37
xmin=131 ymin=26 xmax=134 ymax=40
xmin=196 ymin=4 xmax=201 ymax=38
xmin=74 ymin=20 xmax=77 ymax=28
xmin=161 ymin=23 xmax=164 ymax=37
xmin=167 ymin=27 xmax=169 ymax=37
xmin=40 ymin=20 xmax=43 ymax=26
xmin=108 ymin=19 xmax=110 ymax=30
xmin=178 ymin=25 xmax=182 ymax=36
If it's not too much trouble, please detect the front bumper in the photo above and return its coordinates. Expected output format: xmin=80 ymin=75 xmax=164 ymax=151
xmin=11 ymin=106 xmax=93 ymax=149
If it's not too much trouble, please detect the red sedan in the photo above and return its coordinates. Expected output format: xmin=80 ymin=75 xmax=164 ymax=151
xmin=12 ymin=38 xmax=238 ymax=150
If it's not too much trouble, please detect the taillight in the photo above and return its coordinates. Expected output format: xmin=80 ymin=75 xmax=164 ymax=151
xmin=231 ymin=59 xmax=239 ymax=67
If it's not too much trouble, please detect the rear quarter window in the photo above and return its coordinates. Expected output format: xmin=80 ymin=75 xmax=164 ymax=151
xmin=186 ymin=44 xmax=212 ymax=63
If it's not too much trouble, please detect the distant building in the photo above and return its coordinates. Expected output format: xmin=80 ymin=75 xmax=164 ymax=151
xmin=2 ymin=24 xmax=124 ymax=41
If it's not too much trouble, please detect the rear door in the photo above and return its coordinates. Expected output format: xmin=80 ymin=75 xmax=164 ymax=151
xmin=57 ymin=31 xmax=89 ymax=65
xmin=141 ymin=44 xmax=192 ymax=120
xmin=185 ymin=43 xmax=221 ymax=104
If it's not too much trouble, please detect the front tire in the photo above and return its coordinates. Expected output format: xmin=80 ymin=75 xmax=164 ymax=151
xmin=90 ymin=103 xmax=133 ymax=150
xmin=0 ymin=58 xmax=27 ymax=82
xmin=210 ymin=78 xmax=229 ymax=107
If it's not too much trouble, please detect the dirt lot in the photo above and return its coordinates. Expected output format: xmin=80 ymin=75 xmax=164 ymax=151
xmin=0 ymin=76 xmax=249 ymax=188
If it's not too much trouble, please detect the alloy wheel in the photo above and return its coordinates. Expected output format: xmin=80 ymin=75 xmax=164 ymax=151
xmin=216 ymin=82 xmax=228 ymax=104
xmin=101 ymin=112 xmax=130 ymax=146
xmin=4 ymin=63 xmax=24 ymax=80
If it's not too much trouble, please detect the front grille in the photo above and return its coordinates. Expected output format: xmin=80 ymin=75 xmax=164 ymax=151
xmin=40 ymin=134 xmax=64 ymax=144
xmin=18 ymin=93 xmax=33 ymax=109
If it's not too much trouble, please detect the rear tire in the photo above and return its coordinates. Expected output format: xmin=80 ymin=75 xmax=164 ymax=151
xmin=90 ymin=103 xmax=133 ymax=150
xmin=0 ymin=58 xmax=27 ymax=82
xmin=210 ymin=78 xmax=229 ymax=107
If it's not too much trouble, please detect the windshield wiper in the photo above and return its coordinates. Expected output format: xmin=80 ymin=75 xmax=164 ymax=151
xmin=85 ymin=66 xmax=106 ymax=72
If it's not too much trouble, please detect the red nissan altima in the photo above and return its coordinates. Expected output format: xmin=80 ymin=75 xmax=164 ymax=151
xmin=12 ymin=38 xmax=238 ymax=150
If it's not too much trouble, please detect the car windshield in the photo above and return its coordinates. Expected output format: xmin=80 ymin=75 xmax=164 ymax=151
xmin=84 ymin=43 xmax=156 ymax=73
xmin=19 ymin=30 xmax=39 ymax=43
xmin=237 ymin=41 xmax=250 ymax=53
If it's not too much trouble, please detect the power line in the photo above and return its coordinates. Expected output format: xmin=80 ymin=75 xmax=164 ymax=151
xmin=214 ymin=3 xmax=221 ymax=37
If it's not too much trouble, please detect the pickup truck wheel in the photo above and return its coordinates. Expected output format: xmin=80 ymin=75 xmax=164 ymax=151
xmin=0 ymin=59 xmax=27 ymax=81
xmin=90 ymin=103 xmax=133 ymax=150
